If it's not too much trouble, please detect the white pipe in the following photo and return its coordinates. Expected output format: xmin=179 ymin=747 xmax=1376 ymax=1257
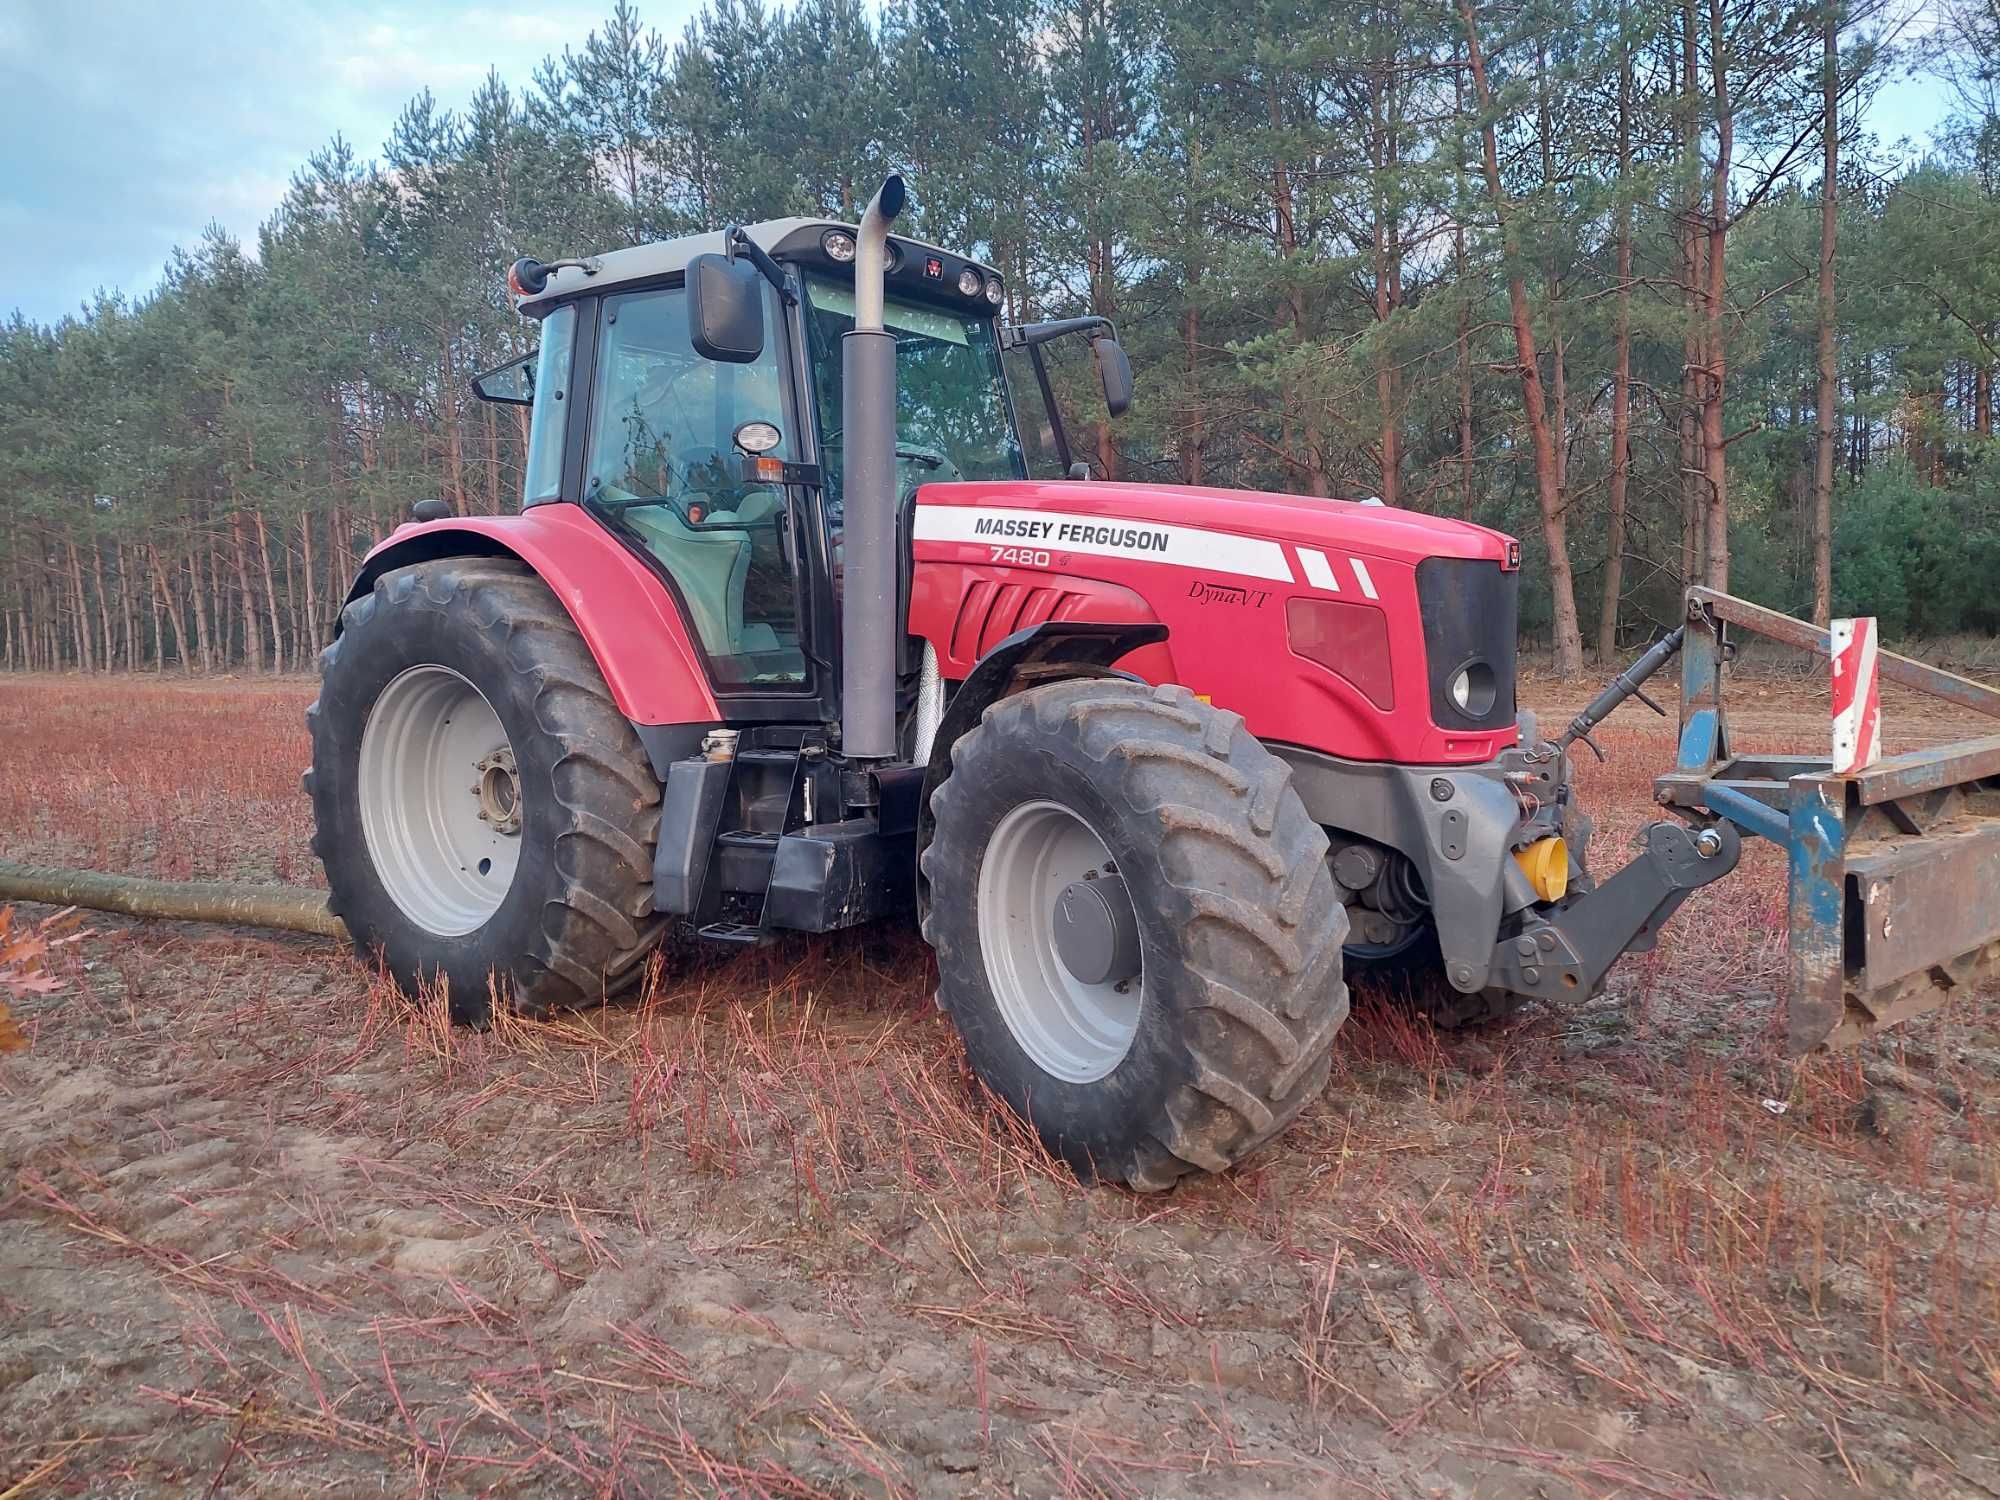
xmin=853 ymin=174 xmax=905 ymax=334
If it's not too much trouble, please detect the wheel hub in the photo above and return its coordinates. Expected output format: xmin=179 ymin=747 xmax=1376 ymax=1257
xmin=1052 ymin=875 xmax=1141 ymax=987
xmin=357 ymin=665 xmax=523 ymax=937
xmin=976 ymin=800 xmax=1144 ymax=1083
xmin=473 ymin=747 xmax=523 ymax=835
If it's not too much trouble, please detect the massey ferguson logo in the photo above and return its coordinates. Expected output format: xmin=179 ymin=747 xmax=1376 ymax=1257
xmin=913 ymin=504 xmax=1297 ymax=584
xmin=971 ymin=515 xmax=1171 ymax=553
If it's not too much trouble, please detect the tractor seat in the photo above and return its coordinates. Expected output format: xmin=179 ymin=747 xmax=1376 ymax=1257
xmin=621 ymin=491 xmax=783 ymax=659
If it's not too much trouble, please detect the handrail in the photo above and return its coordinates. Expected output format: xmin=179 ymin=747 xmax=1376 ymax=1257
xmin=1686 ymin=586 xmax=2000 ymax=722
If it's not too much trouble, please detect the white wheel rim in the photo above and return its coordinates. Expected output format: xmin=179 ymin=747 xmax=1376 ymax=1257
xmin=358 ymin=665 xmax=522 ymax=936
xmin=976 ymin=800 xmax=1143 ymax=1083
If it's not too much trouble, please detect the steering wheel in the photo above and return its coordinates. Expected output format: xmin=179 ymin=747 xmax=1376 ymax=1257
xmin=820 ymin=429 xmax=962 ymax=482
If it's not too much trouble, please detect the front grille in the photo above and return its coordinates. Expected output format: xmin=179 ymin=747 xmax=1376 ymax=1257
xmin=1415 ymin=557 xmax=1518 ymax=731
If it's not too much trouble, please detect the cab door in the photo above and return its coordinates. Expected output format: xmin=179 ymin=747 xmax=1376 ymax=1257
xmin=582 ymin=281 xmax=812 ymax=695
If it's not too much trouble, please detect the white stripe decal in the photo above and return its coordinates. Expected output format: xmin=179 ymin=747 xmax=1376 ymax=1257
xmin=1298 ymin=548 xmax=1340 ymax=592
xmin=912 ymin=505 xmax=1295 ymax=583
xmin=1350 ymin=557 xmax=1379 ymax=599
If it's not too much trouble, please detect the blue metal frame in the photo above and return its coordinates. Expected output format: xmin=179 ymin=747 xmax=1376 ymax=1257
xmin=1658 ymin=587 xmax=2000 ymax=1051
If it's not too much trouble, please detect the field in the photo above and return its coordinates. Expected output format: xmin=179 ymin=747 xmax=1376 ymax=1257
xmin=2 ymin=670 xmax=1998 ymax=1498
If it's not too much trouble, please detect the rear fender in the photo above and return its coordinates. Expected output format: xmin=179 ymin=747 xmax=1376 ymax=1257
xmin=915 ymin=620 xmax=1168 ymax=917
xmin=345 ymin=506 xmax=719 ymax=726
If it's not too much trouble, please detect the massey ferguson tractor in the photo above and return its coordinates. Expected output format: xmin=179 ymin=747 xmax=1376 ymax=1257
xmin=307 ymin=174 xmax=2000 ymax=1189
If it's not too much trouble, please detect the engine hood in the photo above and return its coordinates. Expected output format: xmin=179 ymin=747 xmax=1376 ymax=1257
xmin=912 ymin=479 xmax=1515 ymax=569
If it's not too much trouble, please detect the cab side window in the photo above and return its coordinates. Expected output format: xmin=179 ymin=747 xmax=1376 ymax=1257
xmin=586 ymin=284 xmax=806 ymax=689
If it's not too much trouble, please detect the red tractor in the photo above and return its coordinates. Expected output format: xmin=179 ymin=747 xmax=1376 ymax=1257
xmin=309 ymin=175 xmax=2000 ymax=1188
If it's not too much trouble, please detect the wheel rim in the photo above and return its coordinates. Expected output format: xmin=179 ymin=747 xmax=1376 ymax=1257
xmin=358 ymin=665 xmax=523 ymax=936
xmin=976 ymin=800 xmax=1143 ymax=1083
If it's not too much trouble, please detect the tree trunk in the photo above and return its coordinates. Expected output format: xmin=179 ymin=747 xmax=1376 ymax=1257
xmin=1184 ymin=300 xmax=1205 ymax=485
xmin=188 ymin=548 xmax=215 ymax=673
xmin=66 ymin=541 xmax=92 ymax=672
xmin=1680 ymin=0 xmax=1706 ymax=587
xmin=442 ymin=336 xmax=467 ymax=515
xmin=230 ymin=511 xmax=263 ymax=675
xmin=117 ymin=541 xmax=137 ymax=670
xmin=90 ymin=542 xmax=114 ymax=670
xmin=1268 ymin=80 xmax=1328 ymax=498
xmin=1811 ymin=2 xmax=1839 ymax=627
xmin=253 ymin=508 xmax=284 ymax=673
xmin=1460 ymin=0 xmax=1584 ymax=678
xmin=1371 ymin=56 xmax=1402 ymax=506
xmin=1702 ymin=0 xmax=1733 ymax=590
xmin=1454 ymin=49 xmax=1476 ymax=519
xmin=302 ymin=510 xmax=320 ymax=651
xmin=1599 ymin=5 xmax=1634 ymax=663
xmin=0 ymin=860 xmax=346 ymax=939
xmin=149 ymin=545 xmax=190 ymax=672
xmin=484 ymin=399 xmax=501 ymax=514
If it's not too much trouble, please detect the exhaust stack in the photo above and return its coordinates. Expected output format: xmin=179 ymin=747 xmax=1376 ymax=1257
xmin=840 ymin=173 xmax=906 ymax=762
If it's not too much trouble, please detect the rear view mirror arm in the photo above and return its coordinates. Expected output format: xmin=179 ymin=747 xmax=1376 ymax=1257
xmin=1002 ymin=315 xmax=1112 ymax=351
xmin=1028 ymin=344 xmax=1074 ymax=474
xmin=725 ymin=226 xmax=797 ymax=306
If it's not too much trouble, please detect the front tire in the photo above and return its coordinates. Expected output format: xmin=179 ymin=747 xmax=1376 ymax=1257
xmin=306 ymin=558 xmax=666 ymax=1022
xmin=923 ymin=679 xmax=1349 ymax=1190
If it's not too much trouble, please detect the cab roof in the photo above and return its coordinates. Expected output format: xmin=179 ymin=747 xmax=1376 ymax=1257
xmin=514 ymin=217 xmax=1002 ymax=318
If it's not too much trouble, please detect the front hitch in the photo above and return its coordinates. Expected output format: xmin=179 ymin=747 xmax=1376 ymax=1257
xmin=1485 ymin=820 xmax=1741 ymax=1000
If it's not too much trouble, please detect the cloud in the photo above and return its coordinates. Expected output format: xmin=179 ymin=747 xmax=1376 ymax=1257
xmin=2 ymin=0 xmax=693 ymax=326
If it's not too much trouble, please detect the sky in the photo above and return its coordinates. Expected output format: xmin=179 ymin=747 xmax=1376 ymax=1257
xmin=0 ymin=1 xmax=1970 ymax=329
xmin=0 ymin=0 xmax=700 ymax=327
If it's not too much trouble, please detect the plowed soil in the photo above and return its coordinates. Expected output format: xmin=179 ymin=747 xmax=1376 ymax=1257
xmin=2 ymin=670 xmax=1997 ymax=1498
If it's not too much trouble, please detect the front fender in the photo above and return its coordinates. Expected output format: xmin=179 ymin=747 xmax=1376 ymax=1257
xmin=345 ymin=504 xmax=718 ymax=726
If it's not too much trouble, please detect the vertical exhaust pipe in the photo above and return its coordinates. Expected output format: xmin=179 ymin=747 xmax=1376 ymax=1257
xmin=841 ymin=172 xmax=906 ymax=762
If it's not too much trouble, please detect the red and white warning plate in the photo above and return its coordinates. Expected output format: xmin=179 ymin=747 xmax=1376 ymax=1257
xmin=1830 ymin=616 xmax=1881 ymax=775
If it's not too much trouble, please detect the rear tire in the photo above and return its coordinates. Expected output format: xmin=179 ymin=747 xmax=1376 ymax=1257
xmin=923 ymin=679 xmax=1349 ymax=1190
xmin=306 ymin=558 xmax=667 ymax=1022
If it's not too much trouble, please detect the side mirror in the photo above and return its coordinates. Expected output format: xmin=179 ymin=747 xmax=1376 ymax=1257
xmin=471 ymin=350 xmax=535 ymax=405
xmin=687 ymin=253 xmax=765 ymax=363
xmin=1092 ymin=335 xmax=1132 ymax=418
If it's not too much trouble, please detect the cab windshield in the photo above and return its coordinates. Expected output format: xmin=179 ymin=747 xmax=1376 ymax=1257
xmin=802 ymin=274 xmax=1025 ymax=511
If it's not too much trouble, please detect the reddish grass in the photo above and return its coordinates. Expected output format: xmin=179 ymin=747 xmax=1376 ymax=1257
xmin=0 ymin=673 xmax=319 ymax=884
xmin=1 ymin=669 xmax=1997 ymax=1495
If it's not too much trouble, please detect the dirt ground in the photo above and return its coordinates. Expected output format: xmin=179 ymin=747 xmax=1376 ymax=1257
xmin=2 ymin=670 xmax=1997 ymax=1498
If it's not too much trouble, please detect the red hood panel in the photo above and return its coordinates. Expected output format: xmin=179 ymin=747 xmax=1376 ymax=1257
xmin=914 ymin=479 xmax=1513 ymax=566
xmin=909 ymin=478 xmax=1519 ymax=764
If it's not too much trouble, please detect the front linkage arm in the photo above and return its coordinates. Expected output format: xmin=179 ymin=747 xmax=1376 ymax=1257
xmin=1485 ymin=819 xmax=1742 ymax=1002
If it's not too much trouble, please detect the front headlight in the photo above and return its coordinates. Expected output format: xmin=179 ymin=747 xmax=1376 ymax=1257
xmin=1447 ymin=660 xmax=1497 ymax=717
xmin=957 ymin=267 xmax=984 ymax=298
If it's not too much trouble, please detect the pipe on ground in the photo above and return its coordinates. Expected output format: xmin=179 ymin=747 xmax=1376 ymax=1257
xmin=0 ymin=860 xmax=347 ymax=939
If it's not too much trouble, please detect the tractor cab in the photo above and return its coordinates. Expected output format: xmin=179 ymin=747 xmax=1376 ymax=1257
xmin=472 ymin=216 xmax=1117 ymax=717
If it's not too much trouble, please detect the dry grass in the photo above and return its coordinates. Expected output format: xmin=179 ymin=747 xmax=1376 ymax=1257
xmin=1 ymin=669 xmax=1997 ymax=1496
